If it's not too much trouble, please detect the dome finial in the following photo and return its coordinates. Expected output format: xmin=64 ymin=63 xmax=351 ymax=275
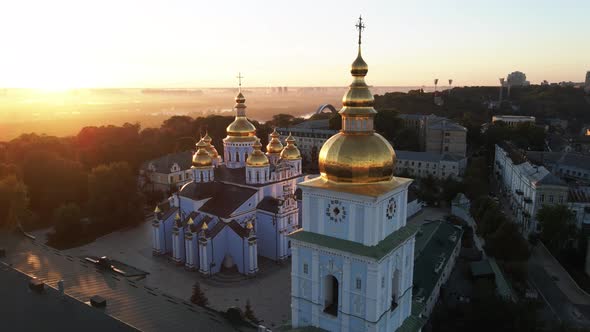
xmin=237 ymin=72 xmax=244 ymax=93
xmin=355 ymin=15 xmax=365 ymax=48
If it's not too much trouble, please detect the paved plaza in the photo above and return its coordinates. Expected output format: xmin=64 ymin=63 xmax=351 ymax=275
xmin=1 ymin=206 xmax=450 ymax=330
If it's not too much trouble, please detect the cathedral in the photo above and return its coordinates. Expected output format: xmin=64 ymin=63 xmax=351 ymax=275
xmin=151 ymin=88 xmax=311 ymax=276
xmin=289 ymin=17 xmax=418 ymax=332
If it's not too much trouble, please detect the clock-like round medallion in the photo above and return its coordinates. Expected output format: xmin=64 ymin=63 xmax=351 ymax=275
xmin=386 ymin=197 xmax=397 ymax=220
xmin=325 ymin=199 xmax=346 ymax=223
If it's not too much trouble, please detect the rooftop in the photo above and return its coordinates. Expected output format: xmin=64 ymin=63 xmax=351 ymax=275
xmin=141 ymin=150 xmax=193 ymax=173
xmin=0 ymin=263 xmax=137 ymax=332
xmin=289 ymin=222 xmax=419 ymax=261
xmin=396 ymin=150 xmax=465 ymax=163
xmin=179 ymin=181 xmax=258 ymax=218
xmin=412 ymin=221 xmax=463 ymax=310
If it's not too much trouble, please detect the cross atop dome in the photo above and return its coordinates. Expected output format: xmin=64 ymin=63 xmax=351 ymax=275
xmin=236 ymin=72 xmax=244 ymax=92
xmin=355 ymin=15 xmax=365 ymax=46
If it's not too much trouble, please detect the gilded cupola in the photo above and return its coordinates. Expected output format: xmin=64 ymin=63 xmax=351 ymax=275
xmin=318 ymin=17 xmax=396 ymax=184
xmin=246 ymin=139 xmax=270 ymax=166
xmin=202 ymin=132 xmax=219 ymax=159
xmin=266 ymin=128 xmax=284 ymax=155
xmin=225 ymin=89 xmax=257 ymax=142
xmin=280 ymin=133 xmax=302 ymax=160
xmin=192 ymin=138 xmax=213 ymax=168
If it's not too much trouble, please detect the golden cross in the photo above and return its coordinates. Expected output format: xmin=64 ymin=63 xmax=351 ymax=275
xmin=355 ymin=16 xmax=365 ymax=45
xmin=237 ymin=72 xmax=244 ymax=91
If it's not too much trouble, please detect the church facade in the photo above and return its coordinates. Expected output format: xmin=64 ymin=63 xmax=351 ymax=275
xmin=151 ymin=90 xmax=311 ymax=276
xmin=289 ymin=18 xmax=418 ymax=332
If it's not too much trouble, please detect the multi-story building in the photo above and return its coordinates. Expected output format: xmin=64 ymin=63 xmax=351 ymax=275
xmin=494 ymin=141 xmax=569 ymax=236
xmin=394 ymin=150 xmax=467 ymax=180
xmin=492 ymin=115 xmax=536 ymax=127
xmin=140 ymin=151 xmax=194 ymax=192
xmin=277 ymin=119 xmax=337 ymax=165
xmin=585 ymin=71 xmax=590 ymax=94
xmin=398 ymin=114 xmax=467 ymax=157
xmin=525 ymin=151 xmax=590 ymax=184
xmin=425 ymin=118 xmax=467 ymax=156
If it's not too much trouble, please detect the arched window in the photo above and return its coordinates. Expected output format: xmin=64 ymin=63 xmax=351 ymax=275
xmin=323 ymin=275 xmax=339 ymax=316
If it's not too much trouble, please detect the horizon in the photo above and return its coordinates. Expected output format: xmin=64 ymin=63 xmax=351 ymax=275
xmin=1 ymin=0 xmax=589 ymax=89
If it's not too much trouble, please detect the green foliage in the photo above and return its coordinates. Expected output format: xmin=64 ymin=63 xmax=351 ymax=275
xmin=88 ymin=162 xmax=144 ymax=231
xmin=485 ymin=221 xmax=530 ymax=261
xmin=0 ymin=175 xmax=31 ymax=230
xmin=22 ymin=151 xmax=87 ymax=222
xmin=537 ymin=204 xmax=576 ymax=252
xmin=268 ymin=113 xmax=304 ymax=128
xmin=462 ymin=157 xmax=490 ymax=201
xmin=190 ymin=281 xmax=208 ymax=307
xmin=49 ymin=203 xmax=82 ymax=245
xmin=329 ymin=113 xmax=342 ymax=131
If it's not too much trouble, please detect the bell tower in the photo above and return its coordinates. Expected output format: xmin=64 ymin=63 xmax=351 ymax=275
xmin=289 ymin=17 xmax=418 ymax=332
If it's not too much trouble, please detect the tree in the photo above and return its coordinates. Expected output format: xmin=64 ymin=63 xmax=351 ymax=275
xmin=243 ymin=299 xmax=259 ymax=323
xmin=416 ymin=175 xmax=439 ymax=205
xmin=485 ymin=221 xmax=530 ymax=261
xmin=537 ymin=204 xmax=576 ymax=252
xmin=0 ymin=175 xmax=31 ymax=230
xmin=190 ymin=281 xmax=209 ymax=306
xmin=88 ymin=162 xmax=144 ymax=231
xmin=49 ymin=203 xmax=82 ymax=245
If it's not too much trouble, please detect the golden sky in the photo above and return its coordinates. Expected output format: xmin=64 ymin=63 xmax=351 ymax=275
xmin=1 ymin=0 xmax=588 ymax=89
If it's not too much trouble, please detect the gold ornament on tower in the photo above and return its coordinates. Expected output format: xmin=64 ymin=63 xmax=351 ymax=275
xmin=225 ymin=73 xmax=257 ymax=142
xmin=202 ymin=132 xmax=220 ymax=159
xmin=318 ymin=16 xmax=396 ymax=184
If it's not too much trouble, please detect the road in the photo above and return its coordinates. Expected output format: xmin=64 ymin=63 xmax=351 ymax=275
xmin=491 ymin=174 xmax=590 ymax=327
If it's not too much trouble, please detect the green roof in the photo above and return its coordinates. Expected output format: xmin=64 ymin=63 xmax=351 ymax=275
xmin=396 ymin=314 xmax=427 ymax=332
xmin=289 ymin=223 xmax=420 ymax=260
xmin=412 ymin=221 xmax=463 ymax=315
xmin=470 ymin=260 xmax=494 ymax=278
xmin=489 ymin=258 xmax=514 ymax=300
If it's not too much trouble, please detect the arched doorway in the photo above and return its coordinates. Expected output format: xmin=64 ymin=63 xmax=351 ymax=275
xmin=391 ymin=269 xmax=400 ymax=311
xmin=323 ymin=275 xmax=339 ymax=316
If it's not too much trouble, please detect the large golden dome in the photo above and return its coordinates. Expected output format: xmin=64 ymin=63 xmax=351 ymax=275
xmin=192 ymin=138 xmax=213 ymax=168
xmin=280 ymin=134 xmax=301 ymax=160
xmin=225 ymin=91 xmax=257 ymax=143
xmin=266 ymin=128 xmax=284 ymax=154
xmin=318 ymin=26 xmax=396 ymax=184
xmin=246 ymin=139 xmax=269 ymax=166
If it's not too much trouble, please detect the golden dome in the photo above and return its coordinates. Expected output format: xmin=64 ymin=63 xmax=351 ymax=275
xmin=266 ymin=128 xmax=284 ymax=154
xmin=280 ymin=133 xmax=301 ymax=160
xmin=192 ymin=138 xmax=213 ymax=168
xmin=246 ymin=139 xmax=269 ymax=166
xmin=202 ymin=133 xmax=219 ymax=158
xmin=318 ymin=22 xmax=396 ymax=184
xmin=225 ymin=91 xmax=257 ymax=143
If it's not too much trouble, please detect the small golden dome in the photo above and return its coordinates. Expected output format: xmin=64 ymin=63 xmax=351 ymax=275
xmin=266 ymin=128 xmax=284 ymax=154
xmin=187 ymin=217 xmax=194 ymax=225
xmin=351 ymin=49 xmax=368 ymax=77
xmin=201 ymin=222 xmax=208 ymax=230
xmin=202 ymin=133 xmax=219 ymax=158
xmin=246 ymin=221 xmax=253 ymax=230
xmin=174 ymin=213 xmax=181 ymax=221
xmin=280 ymin=133 xmax=301 ymax=160
xmin=154 ymin=205 xmax=161 ymax=213
xmin=192 ymin=138 xmax=213 ymax=168
xmin=225 ymin=91 xmax=257 ymax=142
xmin=247 ymin=139 xmax=269 ymax=166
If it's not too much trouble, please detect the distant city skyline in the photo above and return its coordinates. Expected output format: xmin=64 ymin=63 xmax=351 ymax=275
xmin=1 ymin=0 xmax=588 ymax=89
